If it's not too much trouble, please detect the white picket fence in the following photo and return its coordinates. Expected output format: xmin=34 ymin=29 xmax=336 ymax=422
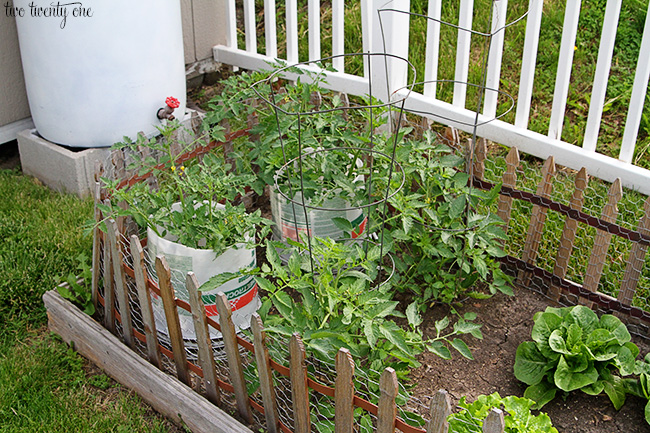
xmin=213 ymin=0 xmax=650 ymax=195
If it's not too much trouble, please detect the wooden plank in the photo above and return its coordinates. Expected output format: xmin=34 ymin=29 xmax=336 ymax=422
xmin=618 ymin=196 xmax=650 ymax=304
xmin=423 ymin=0 xmax=442 ymax=98
xmin=515 ymin=0 xmax=544 ymax=129
xmin=290 ymin=333 xmax=311 ymax=433
xmin=453 ymin=0 xmax=474 ymax=108
xmin=111 ymin=149 xmax=126 ymax=180
xmin=286 ymin=0 xmax=299 ymax=64
xmin=187 ymin=273 xmax=221 ymax=406
xmin=518 ymin=156 xmax=556 ymax=286
xmin=106 ymin=219 xmax=134 ymax=349
xmin=427 ymin=389 xmax=451 ymax=433
xmin=483 ymin=409 xmax=505 ymax=433
xmin=583 ymin=178 xmax=623 ymax=294
xmin=550 ymin=167 xmax=588 ymax=300
xmin=376 ymin=367 xmax=398 ymax=433
xmin=582 ymin=0 xmax=622 ymax=152
xmin=91 ymin=172 xmax=102 ymax=312
xmin=548 ymin=0 xmax=581 ymax=140
xmin=155 ymin=255 xmax=190 ymax=385
xmin=308 ymin=0 xmax=321 ymax=61
xmin=334 ymin=348 xmax=354 ymax=433
xmin=102 ymin=201 xmax=115 ymax=334
xmin=251 ymin=314 xmax=279 ymax=433
xmin=264 ymin=0 xmax=278 ymax=58
xmin=129 ymin=235 xmax=161 ymax=368
xmin=620 ymin=1 xmax=650 ymax=163
xmin=216 ymin=293 xmax=253 ymax=423
xmin=225 ymin=0 xmax=237 ymax=48
xmin=243 ymin=0 xmax=257 ymax=53
xmin=483 ymin=0 xmax=508 ymax=119
xmin=43 ymin=290 xmax=253 ymax=433
xmin=471 ymin=137 xmax=487 ymax=180
xmin=332 ymin=0 xmax=344 ymax=72
xmin=496 ymin=147 xmax=520 ymax=233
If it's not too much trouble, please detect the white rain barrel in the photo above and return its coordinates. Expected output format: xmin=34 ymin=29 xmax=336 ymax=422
xmin=13 ymin=0 xmax=186 ymax=148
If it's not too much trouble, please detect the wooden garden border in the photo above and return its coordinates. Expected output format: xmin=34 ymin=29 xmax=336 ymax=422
xmin=66 ymin=128 xmax=650 ymax=433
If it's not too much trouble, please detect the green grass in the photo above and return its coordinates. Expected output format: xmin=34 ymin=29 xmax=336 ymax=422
xmin=0 ymin=168 xmax=179 ymax=433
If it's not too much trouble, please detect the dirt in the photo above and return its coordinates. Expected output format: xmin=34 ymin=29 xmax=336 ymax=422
xmin=0 ymin=140 xmax=20 ymax=170
xmin=408 ymin=288 xmax=650 ymax=433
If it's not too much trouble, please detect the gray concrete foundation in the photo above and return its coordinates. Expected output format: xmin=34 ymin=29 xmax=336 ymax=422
xmin=17 ymin=129 xmax=109 ymax=198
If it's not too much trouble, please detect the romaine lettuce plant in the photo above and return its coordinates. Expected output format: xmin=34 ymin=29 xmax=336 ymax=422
xmin=448 ymin=393 xmax=558 ymax=433
xmin=514 ymin=305 xmax=638 ymax=410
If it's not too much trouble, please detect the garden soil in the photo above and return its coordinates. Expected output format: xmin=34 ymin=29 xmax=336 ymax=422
xmin=409 ymin=288 xmax=650 ymax=433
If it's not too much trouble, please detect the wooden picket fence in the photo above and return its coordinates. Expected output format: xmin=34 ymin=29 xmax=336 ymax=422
xmin=469 ymin=138 xmax=650 ymax=334
xmin=88 ymin=126 xmax=650 ymax=433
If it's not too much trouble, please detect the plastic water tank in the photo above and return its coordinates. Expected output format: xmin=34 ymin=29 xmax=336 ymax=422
xmin=13 ymin=0 xmax=186 ymax=148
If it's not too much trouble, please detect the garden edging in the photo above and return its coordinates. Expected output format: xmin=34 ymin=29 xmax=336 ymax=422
xmin=43 ymin=289 xmax=253 ymax=433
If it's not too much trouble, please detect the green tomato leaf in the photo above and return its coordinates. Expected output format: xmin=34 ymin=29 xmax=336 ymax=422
xmin=405 ymin=302 xmax=422 ymax=328
xmin=427 ymin=341 xmax=452 ymax=360
xmin=331 ymin=217 xmax=354 ymax=232
xmin=271 ymin=291 xmax=293 ymax=318
xmin=450 ymin=338 xmax=473 ymax=360
xmin=435 ymin=316 xmax=450 ymax=334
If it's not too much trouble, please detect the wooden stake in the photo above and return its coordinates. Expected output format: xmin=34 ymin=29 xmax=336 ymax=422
xmin=483 ymin=409 xmax=505 ymax=433
xmin=216 ymin=293 xmax=253 ymax=423
xmin=618 ymin=196 xmax=650 ymax=305
xmin=335 ymin=348 xmax=355 ymax=433
xmin=187 ymin=273 xmax=221 ymax=406
xmin=91 ymin=162 xmax=103 ymax=312
xmin=251 ymin=314 xmax=279 ymax=433
xmin=129 ymin=235 xmax=161 ymax=368
xmin=106 ymin=219 xmax=134 ymax=349
xmin=427 ymin=389 xmax=451 ymax=433
xmin=102 ymin=201 xmax=115 ymax=334
xmin=518 ymin=156 xmax=556 ymax=286
xmin=155 ymin=255 xmax=190 ymax=385
xmin=376 ymin=368 xmax=398 ymax=433
xmin=550 ymin=167 xmax=588 ymax=300
xmin=496 ymin=147 xmax=520 ymax=234
xmin=583 ymin=178 xmax=623 ymax=295
xmin=471 ymin=137 xmax=488 ymax=181
xmin=290 ymin=333 xmax=311 ymax=433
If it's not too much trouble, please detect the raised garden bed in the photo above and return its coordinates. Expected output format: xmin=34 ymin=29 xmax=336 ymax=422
xmin=49 ymin=71 xmax=650 ymax=433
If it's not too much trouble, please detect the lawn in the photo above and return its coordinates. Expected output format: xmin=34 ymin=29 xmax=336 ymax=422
xmin=0 ymin=167 xmax=180 ymax=433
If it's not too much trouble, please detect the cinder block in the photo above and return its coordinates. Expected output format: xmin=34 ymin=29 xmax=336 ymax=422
xmin=17 ymin=129 xmax=109 ymax=198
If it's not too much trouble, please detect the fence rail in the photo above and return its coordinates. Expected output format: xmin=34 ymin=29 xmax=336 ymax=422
xmin=214 ymin=0 xmax=650 ymax=195
xmin=87 ymin=126 xmax=650 ymax=432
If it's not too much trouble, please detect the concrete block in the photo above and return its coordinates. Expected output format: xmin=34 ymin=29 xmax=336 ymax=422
xmin=17 ymin=129 xmax=109 ymax=198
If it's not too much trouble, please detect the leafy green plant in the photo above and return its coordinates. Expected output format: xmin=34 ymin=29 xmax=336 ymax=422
xmin=251 ymin=237 xmax=482 ymax=374
xmin=384 ymin=133 xmax=512 ymax=306
xmin=99 ymin=121 xmax=271 ymax=256
xmin=514 ymin=306 xmax=638 ymax=410
xmin=57 ymin=253 xmax=95 ymax=316
xmin=448 ymin=393 xmax=558 ymax=433
xmin=622 ymin=354 xmax=650 ymax=424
